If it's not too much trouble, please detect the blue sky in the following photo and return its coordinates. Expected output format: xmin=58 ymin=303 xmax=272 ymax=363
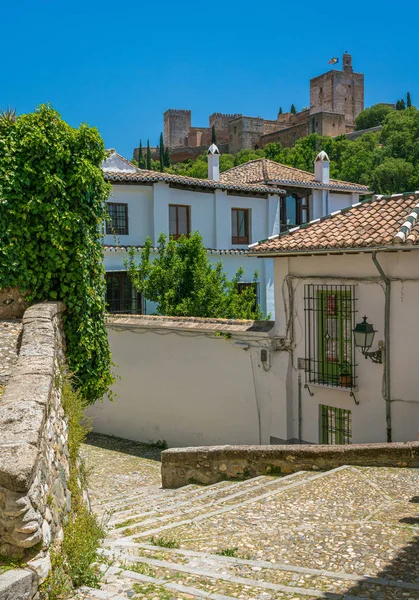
xmin=3 ymin=0 xmax=419 ymax=159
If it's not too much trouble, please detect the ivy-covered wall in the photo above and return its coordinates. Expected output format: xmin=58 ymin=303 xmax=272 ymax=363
xmin=0 ymin=105 xmax=113 ymax=402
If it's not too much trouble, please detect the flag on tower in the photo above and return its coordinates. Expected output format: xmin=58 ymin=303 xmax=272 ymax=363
xmin=328 ymin=57 xmax=339 ymax=65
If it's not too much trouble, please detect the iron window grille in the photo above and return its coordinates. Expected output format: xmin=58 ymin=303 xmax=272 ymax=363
xmin=105 ymin=272 xmax=142 ymax=314
xmin=106 ymin=203 xmax=129 ymax=235
xmin=304 ymin=284 xmax=357 ymax=389
xmin=320 ymin=405 xmax=352 ymax=444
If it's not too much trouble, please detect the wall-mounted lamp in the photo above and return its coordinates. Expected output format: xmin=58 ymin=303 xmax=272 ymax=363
xmin=352 ymin=316 xmax=383 ymax=364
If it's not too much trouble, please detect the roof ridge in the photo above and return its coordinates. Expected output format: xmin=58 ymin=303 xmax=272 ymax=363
xmin=392 ymin=192 xmax=419 ymax=243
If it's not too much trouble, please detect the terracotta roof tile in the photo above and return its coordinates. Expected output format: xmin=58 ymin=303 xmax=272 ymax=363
xmin=250 ymin=193 xmax=419 ymax=254
xmin=220 ymin=159 xmax=370 ymax=192
xmin=104 ymin=245 xmax=250 ymax=255
xmin=104 ymin=168 xmax=285 ymax=196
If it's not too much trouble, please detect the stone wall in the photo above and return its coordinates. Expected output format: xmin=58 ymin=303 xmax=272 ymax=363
xmin=0 ymin=288 xmax=28 ymax=320
xmin=161 ymin=442 xmax=419 ymax=488
xmin=0 ymin=302 xmax=70 ymax=597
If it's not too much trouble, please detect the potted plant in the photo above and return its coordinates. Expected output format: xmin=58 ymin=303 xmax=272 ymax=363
xmin=339 ymin=361 xmax=352 ymax=387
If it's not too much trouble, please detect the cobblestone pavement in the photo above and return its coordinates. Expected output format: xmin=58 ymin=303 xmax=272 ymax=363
xmin=79 ymin=434 xmax=419 ymax=600
xmin=0 ymin=319 xmax=22 ymax=392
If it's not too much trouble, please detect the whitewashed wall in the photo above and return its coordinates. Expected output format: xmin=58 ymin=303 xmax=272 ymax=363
xmin=87 ymin=324 xmax=288 ymax=447
xmin=273 ymin=251 xmax=419 ymax=444
xmin=103 ymin=182 xmax=277 ymax=316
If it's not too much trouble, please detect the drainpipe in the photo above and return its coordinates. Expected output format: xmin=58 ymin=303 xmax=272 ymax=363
xmin=371 ymin=252 xmax=391 ymax=442
xmin=298 ymin=371 xmax=302 ymax=443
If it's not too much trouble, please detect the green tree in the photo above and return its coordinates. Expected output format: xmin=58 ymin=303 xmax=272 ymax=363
xmin=164 ymin=146 xmax=171 ymax=168
xmin=125 ymin=232 xmax=263 ymax=319
xmin=396 ymin=99 xmax=406 ymax=111
xmin=0 ymin=104 xmax=113 ymax=403
xmin=159 ymin=132 xmax=164 ymax=172
xmin=407 ymin=92 xmax=412 ymax=108
xmin=211 ymin=125 xmax=217 ymax=145
xmin=278 ymin=107 xmax=283 ymax=115
xmin=381 ymin=107 xmax=419 ymax=163
xmin=146 ymin=139 xmax=152 ymax=169
xmin=354 ymin=103 xmax=394 ymax=131
xmin=370 ymin=157 xmax=414 ymax=194
xmin=137 ymin=140 xmax=145 ymax=168
xmin=290 ymin=104 xmax=297 ymax=115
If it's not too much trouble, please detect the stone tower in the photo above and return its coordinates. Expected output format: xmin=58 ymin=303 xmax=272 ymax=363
xmin=164 ymin=109 xmax=192 ymax=150
xmin=309 ymin=53 xmax=364 ymax=132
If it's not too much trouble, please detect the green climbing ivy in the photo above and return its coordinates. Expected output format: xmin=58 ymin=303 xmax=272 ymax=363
xmin=0 ymin=104 xmax=113 ymax=403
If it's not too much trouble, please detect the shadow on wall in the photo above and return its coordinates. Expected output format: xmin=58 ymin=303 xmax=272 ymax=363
xmin=84 ymin=432 xmax=163 ymax=463
xmin=341 ymin=493 xmax=419 ymax=596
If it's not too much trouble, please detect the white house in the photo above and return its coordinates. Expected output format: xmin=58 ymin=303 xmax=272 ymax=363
xmin=101 ymin=149 xmax=369 ymax=317
xmin=249 ymin=192 xmax=419 ymax=444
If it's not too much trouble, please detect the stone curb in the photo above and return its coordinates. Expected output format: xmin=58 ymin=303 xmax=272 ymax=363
xmin=161 ymin=441 xmax=419 ymax=487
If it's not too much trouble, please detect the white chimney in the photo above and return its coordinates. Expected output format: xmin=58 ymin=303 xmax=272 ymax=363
xmin=208 ymin=143 xmax=220 ymax=181
xmin=314 ymin=150 xmax=330 ymax=184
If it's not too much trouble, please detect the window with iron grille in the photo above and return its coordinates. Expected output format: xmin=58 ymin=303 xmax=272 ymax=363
xmin=237 ymin=282 xmax=259 ymax=312
xmin=169 ymin=204 xmax=190 ymax=239
xmin=106 ymin=203 xmax=128 ymax=235
xmin=105 ymin=272 xmax=142 ymax=314
xmin=320 ymin=405 xmax=352 ymax=444
xmin=232 ymin=208 xmax=250 ymax=244
xmin=304 ymin=284 xmax=357 ymax=388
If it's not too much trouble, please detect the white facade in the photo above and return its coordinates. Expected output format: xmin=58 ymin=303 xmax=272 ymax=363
xmin=271 ymin=250 xmax=419 ymax=444
xmin=102 ymin=151 xmax=365 ymax=317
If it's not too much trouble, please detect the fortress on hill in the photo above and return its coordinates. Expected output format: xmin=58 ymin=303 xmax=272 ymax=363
xmin=162 ymin=54 xmax=364 ymax=162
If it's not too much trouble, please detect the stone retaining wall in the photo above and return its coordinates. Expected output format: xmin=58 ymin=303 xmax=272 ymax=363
xmin=161 ymin=442 xmax=419 ymax=488
xmin=0 ymin=302 xmax=69 ymax=598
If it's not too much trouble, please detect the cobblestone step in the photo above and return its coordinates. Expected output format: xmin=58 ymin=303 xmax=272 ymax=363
xmin=102 ymin=545 xmax=419 ymax=600
xmin=112 ymin=468 xmax=347 ymax=543
xmin=107 ymin=472 xmax=316 ymax=537
xmin=107 ymin=478 xmax=266 ymax=524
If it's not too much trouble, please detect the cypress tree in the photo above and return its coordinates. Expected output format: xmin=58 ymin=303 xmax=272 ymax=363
xmin=211 ymin=125 xmax=217 ymax=145
xmin=159 ymin=132 xmax=164 ymax=172
xmin=407 ymin=92 xmax=412 ymax=108
xmin=290 ymin=104 xmax=297 ymax=115
xmin=138 ymin=140 xmax=145 ymax=169
xmin=278 ymin=107 xmax=283 ymax=115
xmin=146 ymin=140 xmax=152 ymax=170
xmin=164 ymin=146 xmax=171 ymax=168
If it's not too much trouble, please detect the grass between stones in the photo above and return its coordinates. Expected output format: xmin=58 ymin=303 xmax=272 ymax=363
xmin=149 ymin=535 xmax=180 ymax=549
xmin=39 ymin=375 xmax=106 ymax=600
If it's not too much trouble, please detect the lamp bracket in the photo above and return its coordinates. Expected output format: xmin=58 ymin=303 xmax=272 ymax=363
xmin=350 ymin=391 xmax=360 ymax=405
xmin=304 ymin=384 xmax=314 ymax=397
xmin=363 ymin=348 xmax=382 ymax=364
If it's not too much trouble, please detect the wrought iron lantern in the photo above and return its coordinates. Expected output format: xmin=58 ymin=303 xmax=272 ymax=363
xmin=352 ymin=316 xmax=382 ymax=363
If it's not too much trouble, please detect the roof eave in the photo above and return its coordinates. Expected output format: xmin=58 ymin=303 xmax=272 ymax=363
xmin=267 ymin=179 xmax=370 ymax=193
xmin=249 ymin=244 xmax=419 ymax=258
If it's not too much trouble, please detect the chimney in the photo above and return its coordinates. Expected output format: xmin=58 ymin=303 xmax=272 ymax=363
xmin=314 ymin=151 xmax=330 ymax=184
xmin=207 ymin=143 xmax=220 ymax=181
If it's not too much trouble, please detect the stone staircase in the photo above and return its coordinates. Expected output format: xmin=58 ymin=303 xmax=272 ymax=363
xmin=75 ymin=464 xmax=419 ymax=600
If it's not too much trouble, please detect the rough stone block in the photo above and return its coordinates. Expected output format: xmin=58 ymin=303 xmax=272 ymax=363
xmin=0 ymin=402 xmax=45 ymax=447
xmin=0 ymin=569 xmax=34 ymax=600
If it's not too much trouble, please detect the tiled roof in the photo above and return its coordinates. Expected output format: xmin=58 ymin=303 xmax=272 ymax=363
xmin=104 ymin=169 xmax=286 ymax=196
xmin=106 ymin=314 xmax=274 ymax=334
xmin=249 ymin=193 xmax=419 ymax=255
xmin=219 ymin=159 xmax=370 ymax=192
xmin=103 ymin=245 xmax=250 ymax=255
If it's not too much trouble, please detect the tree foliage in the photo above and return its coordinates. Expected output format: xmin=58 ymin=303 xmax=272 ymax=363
xmin=354 ymin=103 xmax=394 ymax=131
xmin=125 ymin=232 xmax=263 ymax=320
xmin=0 ymin=104 xmax=113 ymax=403
xmin=290 ymin=104 xmax=297 ymax=115
xmin=137 ymin=140 xmax=145 ymax=168
xmin=146 ymin=139 xmax=152 ymax=169
xmin=211 ymin=125 xmax=217 ymax=144
xmin=159 ymin=132 xmax=165 ymax=172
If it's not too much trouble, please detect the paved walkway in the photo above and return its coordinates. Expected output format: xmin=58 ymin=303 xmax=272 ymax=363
xmin=0 ymin=319 xmax=22 ymax=392
xmin=79 ymin=434 xmax=419 ymax=600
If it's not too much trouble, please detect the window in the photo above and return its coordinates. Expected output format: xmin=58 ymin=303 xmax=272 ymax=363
xmin=105 ymin=272 xmax=142 ymax=314
xmin=304 ymin=285 xmax=357 ymax=388
xmin=106 ymin=203 xmax=128 ymax=235
xmin=280 ymin=195 xmax=309 ymax=232
xmin=320 ymin=405 xmax=352 ymax=444
xmin=232 ymin=208 xmax=250 ymax=244
xmin=169 ymin=205 xmax=190 ymax=239
xmin=238 ymin=282 xmax=259 ymax=312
